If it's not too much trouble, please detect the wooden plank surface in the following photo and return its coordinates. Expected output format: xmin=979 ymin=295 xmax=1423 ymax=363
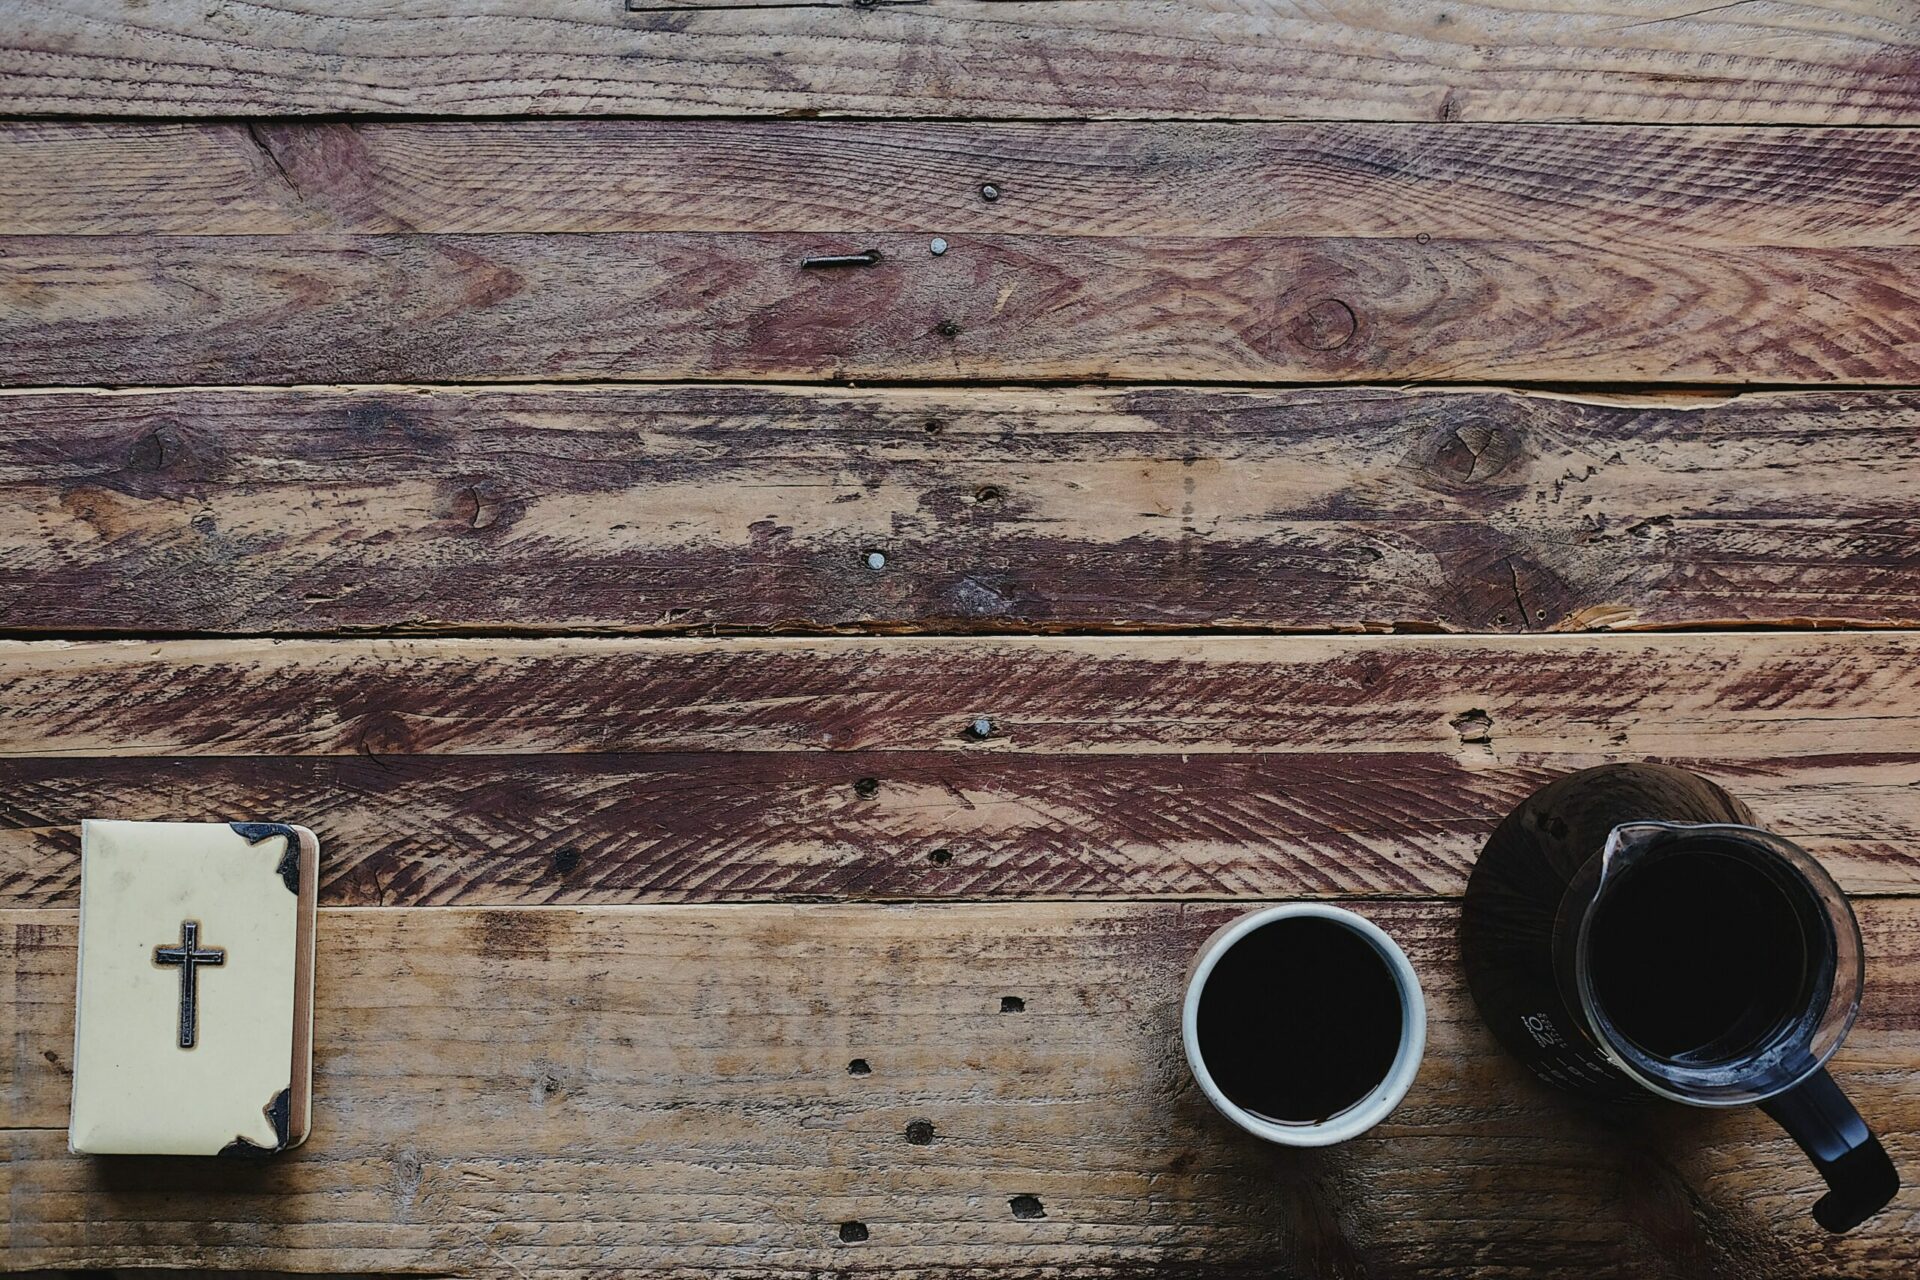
xmin=8 ymin=5 xmax=1920 ymax=1276
xmin=3 ymin=632 xmax=1918 ymax=905
xmin=7 ymin=120 xmax=1916 ymax=243
xmin=3 ymin=632 xmax=1916 ymax=758
xmin=3 ymin=751 xmax=1919 ymax=909
xmin=4 ymin=901 xmax=1917 ymax=1276
xmin=5 ymin=385 xmax=1916 ymax=636
xmin=4 ymin=232 xmax=1915 ymax=386
xmin=2 ymin=1 xmax=1918 ymax=122
xmin=7 ymin=120 xmax=1913 ymax=387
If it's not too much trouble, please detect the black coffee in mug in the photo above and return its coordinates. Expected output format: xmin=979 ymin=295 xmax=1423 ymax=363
xmin=1195 ymin=916 xmax=1404 ymax=1122
xmin=1183 ymin=905 xmax=1425 ymax=1146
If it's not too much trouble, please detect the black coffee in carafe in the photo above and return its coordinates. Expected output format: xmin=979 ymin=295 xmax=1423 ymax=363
xmin=1460 ymin=763 xmax=1898 ymax=1232
xmin=1585 ymin=842 xmax=1815 ymax=1066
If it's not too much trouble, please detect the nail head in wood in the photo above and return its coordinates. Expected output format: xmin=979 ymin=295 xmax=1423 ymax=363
xmin=801 ymin=249 xmax=882 ymax=269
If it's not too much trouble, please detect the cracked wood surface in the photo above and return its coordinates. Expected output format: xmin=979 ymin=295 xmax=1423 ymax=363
xmin=4 ymin=901 xmax=1919 ymax=1277
xmin=3 ymin=385 xmax=1916 ymax=636
xmin=1 ymin=1 xmax=1917 ymax=121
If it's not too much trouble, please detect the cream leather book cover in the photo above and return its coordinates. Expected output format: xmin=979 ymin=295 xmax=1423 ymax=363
xmin=69 ymin=820 xmax=319 ymax=1156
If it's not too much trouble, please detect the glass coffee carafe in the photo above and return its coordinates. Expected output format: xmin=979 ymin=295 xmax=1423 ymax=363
xmin=1460 ymin=763 xmax=1898 ymax=1232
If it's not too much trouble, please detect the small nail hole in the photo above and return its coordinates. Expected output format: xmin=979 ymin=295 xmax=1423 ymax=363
xmin=848 ymin=1058 xmax=872 ymax=1075
xmin=928 ymin=847 xmax=953 ymax=866
xmin=839 ymin=1221 xmax=869 ymax=1243
xmin=854 ymin=777 xmax=880 ymax=798
xmin=551 ymin=846 xmax=581 ymax=877
xmin=1000 ymin=996 xmax=1025 ymax=1013
xmin=936 ymin=319 xmax=962 ymax=339
xmin=924 ymin=419 xmax=944 ymax=435
xmin=974 ymin=484 xmax=1004 ymax=505
xmin=905 ymin=1118 xmax=935 ymax=1145
xmin=1009 ymin=1195 xmax=1046 ymax=1220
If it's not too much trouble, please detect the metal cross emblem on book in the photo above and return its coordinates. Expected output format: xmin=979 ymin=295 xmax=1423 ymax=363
xmin=153 ymin=920 xmax=225 ymax=1049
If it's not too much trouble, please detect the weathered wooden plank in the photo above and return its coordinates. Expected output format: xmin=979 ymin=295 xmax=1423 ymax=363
xmin=1 ymin=632 xmax=1916 ymax=759
xmin=3 ymin=751 xmax=1919 ymax=909
xmin=4 ymin=900 xmax=1917 ymax=1275
xmin=4 ymin=232 xmax=1915 ymax=386
xmin=6 ymin=121 xmax=1916 ymax=245
xmin=4 ymin=385 xmax=1917 ymax=636
xmin=1 ymin=1 xmax=1917 ymax=122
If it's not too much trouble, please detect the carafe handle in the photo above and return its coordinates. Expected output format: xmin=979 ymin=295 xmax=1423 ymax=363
xmin=1759 ymin=1067 xmax=1899 ymax=1232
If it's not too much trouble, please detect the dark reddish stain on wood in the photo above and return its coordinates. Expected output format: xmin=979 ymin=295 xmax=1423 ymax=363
xmin=2 ymin=232 xmax=1914 ymax=386
xmin=2 ymin=385 xmax=1917 ymax=636
xmin=3 ymin=751 xmax=1916 ymax=909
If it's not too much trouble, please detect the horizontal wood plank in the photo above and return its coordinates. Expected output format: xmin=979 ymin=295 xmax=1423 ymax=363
xmin=4 ymin=232 xmax=1915 ymax=385
xmin=2 ymin=1 xmax=1917 ymax=122
xmin=3 ymin=751 xmax=1919 ymax=909
xmin=4 ymin=385 xmax=1918 ymax=635
xmin=2 ymin=632 xmax=1917 ymax=758
xmin=4 ymin=900 xmax=1917 ymax=1275
xmin=5 ymin=121 xmax=1916 ymax=245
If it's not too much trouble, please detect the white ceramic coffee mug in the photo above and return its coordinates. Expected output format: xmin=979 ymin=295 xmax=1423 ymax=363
xmin=1182 ymin=903 xmax=1427 ymax=1147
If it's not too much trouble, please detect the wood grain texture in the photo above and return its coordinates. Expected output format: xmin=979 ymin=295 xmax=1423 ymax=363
xmin=5 ymin=901 xmax=1918 ymax=1276
xmin=1 ymin=631 xmax=1917 ymax=759
xmin=6 ymin=120 xmax=1917 ymax=244
xmin=7 ymin=2 xmax=1920 ymax=1277
xmin=5 ymin=385 xmax=1918 ymax=636
xmin=1 ymin=1 xmax=1917 ymax=122
xmin=3 ymin=751 xmax=1919 ymax=909
xmin=4 ymin=231 xmax=1915 ymax=386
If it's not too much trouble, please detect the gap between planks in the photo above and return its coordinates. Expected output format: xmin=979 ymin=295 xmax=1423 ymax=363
xmin=2 ymin=632 xmax=1919 ymax=908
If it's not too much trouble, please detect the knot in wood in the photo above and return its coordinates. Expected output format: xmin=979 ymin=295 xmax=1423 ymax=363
xmin=1291 ymin=297 xmax=1357 ymax=351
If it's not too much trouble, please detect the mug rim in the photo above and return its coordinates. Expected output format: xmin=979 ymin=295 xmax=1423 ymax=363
xmin=1182 ymin=903 xmax=1427 ymax=1147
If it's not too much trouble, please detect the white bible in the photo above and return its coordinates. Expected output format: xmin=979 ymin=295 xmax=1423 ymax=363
xmin=69 ymin=820 xmax=319 ymax=1156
